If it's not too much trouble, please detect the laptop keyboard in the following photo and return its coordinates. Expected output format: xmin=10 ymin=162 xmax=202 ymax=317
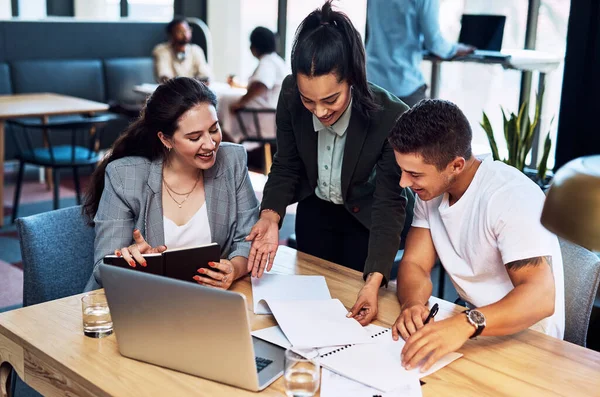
xmin=255 ymin=356 xmax=273 ymax=373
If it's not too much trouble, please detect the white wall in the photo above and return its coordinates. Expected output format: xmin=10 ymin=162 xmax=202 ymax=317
xmin=0 ymin=0 xmax=11 ymax=18
xmin=208 ymin=0 xmax=243 ymax=82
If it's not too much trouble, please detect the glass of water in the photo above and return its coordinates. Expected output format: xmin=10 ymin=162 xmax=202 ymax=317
xmin=284 ymin=348 xmax=320 ymax=397
xmin=81 ymin=291 xmax=113 ymax=338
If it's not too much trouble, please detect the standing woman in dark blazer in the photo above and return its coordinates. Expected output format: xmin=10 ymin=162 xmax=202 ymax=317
xmin=246 ymin=1 xmax=408 ymax=325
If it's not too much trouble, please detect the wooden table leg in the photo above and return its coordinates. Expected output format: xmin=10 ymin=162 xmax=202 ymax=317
xmin=0 ymin=361 xmax=12 ymax=397
xmin=0 ymin=120 xmax=5 ymax=228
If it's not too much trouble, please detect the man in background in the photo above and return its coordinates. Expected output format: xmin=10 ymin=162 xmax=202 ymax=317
xmin=366 ymin=0 xmax=475 ymax=107
xmin=153 ymin=17 xmax=211 ymax=83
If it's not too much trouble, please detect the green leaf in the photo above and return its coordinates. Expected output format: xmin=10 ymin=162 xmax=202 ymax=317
xmin=480 ymin=112 xmax=500 ymax=161
xmin=537 ymin=132 xmax=552 ymax=182
xmin=501 ymin=107 xmax=509 ymax=144
xmin=507 ymin=113 xmax=519 ymax=168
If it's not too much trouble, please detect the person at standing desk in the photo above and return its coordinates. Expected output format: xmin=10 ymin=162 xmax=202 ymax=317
xmin=246 ymin=1 xmax=409 ymax=326
xmin=366 ymin=0 xmax=475 ymax=107
xmin=83 ymin=77 xmax=259 ymax=292
xmin=153 ymin=18 xmax=211 ymax=84
xmin=388 ymin=99 xmax=564 ymax=372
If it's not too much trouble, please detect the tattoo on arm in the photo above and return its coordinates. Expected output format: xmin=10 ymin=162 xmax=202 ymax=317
xmin=506 ymin=256 xmax=551 ymax=271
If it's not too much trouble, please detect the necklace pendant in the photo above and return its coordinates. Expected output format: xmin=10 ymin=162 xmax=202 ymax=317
xmin=178 ymin=204 xmax=182 ymax=208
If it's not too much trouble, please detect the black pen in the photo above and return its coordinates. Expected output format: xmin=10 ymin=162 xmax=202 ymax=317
xmin=424 ymin=303 xmax=439 ymax=325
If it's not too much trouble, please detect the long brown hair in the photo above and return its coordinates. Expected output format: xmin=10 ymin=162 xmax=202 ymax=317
xmin=83 ymin=77 xmax=217 ymax=224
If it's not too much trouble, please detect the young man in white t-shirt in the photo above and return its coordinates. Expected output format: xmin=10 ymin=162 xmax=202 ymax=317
xmin=388 ymin=99 xmax=565 ymax=372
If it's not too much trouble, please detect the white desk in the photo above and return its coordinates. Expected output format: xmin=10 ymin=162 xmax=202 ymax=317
xmin=425 ymin=49 xmax=563 ymax=166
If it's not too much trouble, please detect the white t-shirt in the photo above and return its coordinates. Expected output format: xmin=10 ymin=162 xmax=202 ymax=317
xmin=412 ymin=156 xmax=565 ymax=339
xmin=163 ymin=203 xmax=212 ymax=250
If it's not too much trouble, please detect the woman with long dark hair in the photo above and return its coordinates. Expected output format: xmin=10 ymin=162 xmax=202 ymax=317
xmin=246 ymin=1 xmax=409 ymax=325
xmin=83 ymin=77 xmax=259 ymax=291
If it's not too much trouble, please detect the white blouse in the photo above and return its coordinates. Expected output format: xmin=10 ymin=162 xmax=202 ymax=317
xmin=163 ymin=203 xmax=212 ymax=249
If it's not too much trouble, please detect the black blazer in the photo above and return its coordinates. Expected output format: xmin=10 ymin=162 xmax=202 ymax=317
xmin=262 ymin=75 xmax=409 ymax=282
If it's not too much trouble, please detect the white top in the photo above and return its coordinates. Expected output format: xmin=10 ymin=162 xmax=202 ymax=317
xmin=152 ymin=42 xmax=212 ymax=82
xmin=412 ymin=156 xmax=565 ymax=339
xmin=247 ymin=52 xmax=288 ymax=108
xmin=163 ymin=203 xmax=212 ymax=250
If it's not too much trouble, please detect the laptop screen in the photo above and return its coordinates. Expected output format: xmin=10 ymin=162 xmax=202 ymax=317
xmin=458 ymin=14 xmax=506 ymax=51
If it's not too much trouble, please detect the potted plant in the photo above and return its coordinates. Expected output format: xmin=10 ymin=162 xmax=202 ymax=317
xmin=480 ymin=90 xmax=554 ymax=190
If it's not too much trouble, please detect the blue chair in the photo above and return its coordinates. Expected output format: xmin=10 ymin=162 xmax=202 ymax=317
xmin=10 ymin=205 xmax=95 ymax=396
xmin=9 ymin=117 xmax=114 ymax=223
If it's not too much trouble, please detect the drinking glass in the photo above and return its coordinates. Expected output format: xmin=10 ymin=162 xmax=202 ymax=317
xmin=284 ymin=348 xmax=320 ymax=397
xmin=81 ymin=291 xmax=113 ymax=338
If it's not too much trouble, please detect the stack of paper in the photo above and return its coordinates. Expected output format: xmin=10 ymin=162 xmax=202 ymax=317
xmin=320 ymin=368 xmax=422 ymax=397
xmin=251 ymin=274 xmax=331 ymax=314
xmin=252 ymin=275 xmax=372 ymax=348
xmin=252 ymin=324 xmax=462 ymax=393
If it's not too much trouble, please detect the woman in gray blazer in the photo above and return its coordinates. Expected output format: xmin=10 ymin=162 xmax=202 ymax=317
xmin=83 ymin=77 xmax=259 ymax=291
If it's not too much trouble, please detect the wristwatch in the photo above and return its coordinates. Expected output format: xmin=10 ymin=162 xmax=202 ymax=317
xmin=464 ymin=309 xmax=486 ymax=338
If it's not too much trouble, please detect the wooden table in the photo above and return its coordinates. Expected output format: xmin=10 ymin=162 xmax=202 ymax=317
xmin=1 ymin=246 xmax=600 ymax=396
xmin=0 ymin=93 xmax=110 ymax=227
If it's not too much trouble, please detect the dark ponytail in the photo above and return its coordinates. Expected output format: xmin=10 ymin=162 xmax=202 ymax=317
xmin=83 ymin=77 xmax=217 ymax=224
xmin=291 ymin=0 xmax=380 ymax=119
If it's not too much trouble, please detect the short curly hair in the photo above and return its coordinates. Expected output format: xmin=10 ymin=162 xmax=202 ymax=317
xmin=388 ymin=99 xmax=473 ymax=170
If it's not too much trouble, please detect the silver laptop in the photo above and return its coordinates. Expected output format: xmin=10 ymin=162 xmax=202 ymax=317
xmin=99 ymin=264 xmax=285 ymax=391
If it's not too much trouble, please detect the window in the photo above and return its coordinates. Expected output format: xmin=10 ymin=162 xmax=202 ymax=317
xmin=239 ymin=0 xmax=279 ymax=80
xmin=18 ymin=0 xmax=46 ymax=18
xmin=74 ymin=0 xmax=120 ymax=19
xmin=0 ymin=0 xmax=12 ymax=18
xmin=128 ymin=0 xmax=173 ymax=21
xmin=285 ymin=0 xmax=367 ymax=64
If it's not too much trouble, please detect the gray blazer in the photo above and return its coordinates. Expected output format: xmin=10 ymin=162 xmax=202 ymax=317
xmin=85 ymin=143 xmax=260 ymax=291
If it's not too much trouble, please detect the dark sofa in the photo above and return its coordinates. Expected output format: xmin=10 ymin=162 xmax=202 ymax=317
xmin=0 ymin=18 xmax=210 ymax=160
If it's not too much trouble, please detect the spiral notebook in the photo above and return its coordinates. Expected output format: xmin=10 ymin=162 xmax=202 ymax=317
xmin=252 ymin=324 xmax=462 ymax=392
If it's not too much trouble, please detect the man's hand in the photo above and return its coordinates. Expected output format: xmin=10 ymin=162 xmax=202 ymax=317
xmin=346 ymin=272 xmax=383 ymax=325
xmin=453 ymin=43 xmax=476 ymax=58
xmin=401 ymin=314 xmax=474 ymax=372
xmin=392 ymin=302 xmax=431 ymax=341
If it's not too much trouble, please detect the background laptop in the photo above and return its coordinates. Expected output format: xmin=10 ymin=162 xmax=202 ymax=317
xmin=458 ymin=14 xmax=509 ymax=60
xmin=100 ymin=264 xmax=285 ymax=392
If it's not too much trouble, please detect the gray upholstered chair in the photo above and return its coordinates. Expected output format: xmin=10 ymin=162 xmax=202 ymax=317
xmin=560 ymin=238 xmax=600 ymax=347
xmin=11 ymin=205 xmax=95 ymax=396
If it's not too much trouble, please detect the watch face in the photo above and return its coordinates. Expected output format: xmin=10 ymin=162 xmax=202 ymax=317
xmin=468 ymin=310 xmax=486 ymax=326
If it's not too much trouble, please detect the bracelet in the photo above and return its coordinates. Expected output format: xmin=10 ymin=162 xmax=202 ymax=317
xmin=261 ymin=209 xmax=281 ymax=223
